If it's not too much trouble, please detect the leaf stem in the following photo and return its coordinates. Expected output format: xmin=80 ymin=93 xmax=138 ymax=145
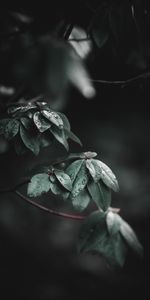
xmin=15 ymin=190 xmax=85 ymax=220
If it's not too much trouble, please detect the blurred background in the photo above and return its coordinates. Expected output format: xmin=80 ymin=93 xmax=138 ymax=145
xmin=0 ymin=1 xmax=150 ymax=299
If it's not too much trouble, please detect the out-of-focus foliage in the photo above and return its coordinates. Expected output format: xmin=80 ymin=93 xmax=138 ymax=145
xmin=0 ymin=101 xmax=81 ymax=154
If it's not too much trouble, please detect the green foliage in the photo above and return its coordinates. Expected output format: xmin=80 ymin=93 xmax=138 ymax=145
xmin=0 ymin=101 xmax=81 ymax=154
xmin=78 ymin=211 xmax=143 ymax=268
xmin=106 ymin=212 xmax=143 ymax=257
xmin=0 ymin=3 xmax=145 ymax=270
xmin=27 ymin=167 xmax=72 ymax=199
xmin=65 ymin=152 xmax=118 ymax=212
xmin=27 ymin=151 xmax=118 ymax=212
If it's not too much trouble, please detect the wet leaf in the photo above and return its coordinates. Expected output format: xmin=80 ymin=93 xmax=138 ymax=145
xmin=69 ymin=160 xmax=88 ymax=198
xmin=78 ymin=211 xmax=127 ymax=268
xmin=33 ymin=111 xmax=51 ymax=132
xmin=66 ymin=159 xmax=84 ymax=183
xmin=8 ymin=103 xmax=36 ymax=115
xmin=71 ymin=188 xmax=91 ymax=212
xmin=41 ymin=110 xmax=63 ymax=128
xmin=54 ymin=169 xmax=72 ymax=191
xmin=87 ymin=180 xmax=111 ymax=211
xmin=27 ymin=173 xmax=51 ymax=197
xmin=20 ymin=125 xmax=39 ymax=155
xmin=91 ymin=159 xmax=119 ymax=192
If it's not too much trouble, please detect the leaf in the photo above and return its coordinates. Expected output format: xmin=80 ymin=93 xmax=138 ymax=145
xmin=91 ymin=159 xmax=119 ymax=192
xmin=0 ymin=119 xmax=10 ymax=135
xmin=27 ymin=173 xmax=51 ymax=197
xmin=106 ymin=211 xmax=121 ymax=235
xmin=57 ymin=112 xmax=71 ymax=131
xmin=78 ymin=211 xmax=127 ymax=268
xmin=33 ymin=112 xmax=51 ymax=132
xmin=66 ymin=159 xmax=84 ymax=181
xmin=86 ymin=159 xmax=97 ymax=179
xmin=5 ymin=119 xmax=19 ymax=140
xmin=87 ymin=180 xmax=111 ymax=211
xmin=41 ymin=110 xmax=63 ymax=128
xmin=71 ymin=188 xmax=91 ymax=212
xmin=54 ymin=169 xmax=72 ymax=191
xmin=120 ymin=220 xmax=143 ymax=257
xmin=78 ymin=210 xmax=106 ymax=252
xmin=8 ymin=103 xmax=36 ymax=115
xmin=106 ymin=212 xmax=143 ymax=257
xmin=20 ymin=117 xmax=32 ymax=130
xmin=66 ymin=129 xmax=82 ymax=146
xmin=50 ymin=126 xmax=69 ymax=151
xmin=20 ymin=125 xmax=40 ymax=155
xmin=69 ymin=160 xmax=88 ymax=198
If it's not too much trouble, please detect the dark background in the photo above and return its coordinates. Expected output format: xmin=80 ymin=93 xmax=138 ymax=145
xmin=0 ymin=2 xmax=150 ymax=299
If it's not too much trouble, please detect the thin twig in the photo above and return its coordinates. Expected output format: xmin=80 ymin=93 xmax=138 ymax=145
xmin=89 ymin=71 xmax=150 ymax=87
xmin=15 ymin=190 xmax=85 ymax=220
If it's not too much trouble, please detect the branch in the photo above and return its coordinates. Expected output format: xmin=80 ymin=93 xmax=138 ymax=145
xmin=0 ymin=181 xmax=120 ymax=220
xmin=89 ymin=71 xmax=150 ymax=87
xmin=15 ymin=190 xmax=85 ymax=220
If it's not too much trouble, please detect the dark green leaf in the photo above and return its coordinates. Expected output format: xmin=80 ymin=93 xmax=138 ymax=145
xmin=71 ymin=188 xmax=91 ymax=212
xmin=86 ymin=159 xmax=97 ymax=180
xmin=66 ymin=129 xmax=82 ymax=146
xmin=78 ymin=211 xmax=127 ymax=268
xmin=87 ymin=180 xmax=111 ymax=211
xmin=54 ymin=169 xmax=72 ymax=191
xmin=50 ymin=182 xmax=62 ymax=195
xmin=41 ymin=110 xmax=63 ymax=128
xmin=120 ymin=220 xmax=143 ymax=257
xmin=68 ymin=160 xmax=88 ymax=198
xmin=106 ymin=212 xmax=143 ymax=257
xmin=27 ymin=173 xmax=51 ymax=197
xmin=5 ymin=119 xmax=19 ymax=140
xmin=20 ymin=125 xmax=40 ymax=155
xmin=33 ymin=112 xmax=51 ymax=132
xmin=91 ymin=159 xmax=119 ymax=192
xmin=57 ymin=112 xmax=71 ymax=131
xmin=8 ymin=103 xmax=36 ymax=115
xmin=50 ymin=181 xmax=70 ymax=200
xmin=50 ymin=126 xmax=69 ymax=151
xmin=20 ymin=117 xmax=32 ymax=130
xmin=0 ymin=119 xmax=10 ymax=135
xmin=66 ymin=159 xmax=84 ymax=182
xmin=106 ymin=211 xmax=121 ymax=235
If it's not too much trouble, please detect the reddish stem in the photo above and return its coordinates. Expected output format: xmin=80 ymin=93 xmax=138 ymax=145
xmin=15 ymin=190 xmax=85 ymax=220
